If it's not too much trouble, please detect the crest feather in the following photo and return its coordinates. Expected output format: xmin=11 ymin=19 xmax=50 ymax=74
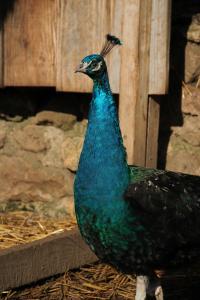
xmin=100 ymin=34 xmax=122 ymax=57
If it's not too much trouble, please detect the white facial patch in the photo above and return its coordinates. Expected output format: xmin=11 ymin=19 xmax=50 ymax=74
xmin=84 ymin=61 xmax=92 ymax=68
xmin=79 ymin=61 xmax=92 ymax=71
xmin=92 ymin=61 xmax=102 ymax=72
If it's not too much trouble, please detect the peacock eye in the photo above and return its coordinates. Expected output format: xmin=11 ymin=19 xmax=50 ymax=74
xmin=91 ymin=61 xmax=97 ymax=68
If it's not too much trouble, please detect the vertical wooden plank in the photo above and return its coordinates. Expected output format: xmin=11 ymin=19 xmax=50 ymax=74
xmin=146 ymin=0 xmax=171 ymax=167
xmin=56 ymin=0 xmax=122 ymax=93
xmin=132 ymin=0 xmax=152 ymax=166
xmin=4 ymin=0 xmax=56 ymax=87
xmin=148 ymin=0 xmax=171 ymax=94
xmin=119 ymin=0 xmax=152 ymax=166
xmin=119 ymin=0 xmax=140 ymax=165
xmin=57 ymin=0 xmax=108 ymax=93
xmin=145 ymin=96 xmax=160 ymax=168
xmin=108 ymin=0 xmax=123 ymax=93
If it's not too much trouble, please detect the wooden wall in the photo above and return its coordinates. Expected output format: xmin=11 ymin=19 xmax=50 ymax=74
xmin=0 ymin=0 xmax=171 ymax=167
xmin=3 ymin=0 xmax=57 ymax=87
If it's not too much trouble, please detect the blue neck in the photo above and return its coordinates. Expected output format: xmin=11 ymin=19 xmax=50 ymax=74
xmin=75 ymin=71 xmax=129 ymax=204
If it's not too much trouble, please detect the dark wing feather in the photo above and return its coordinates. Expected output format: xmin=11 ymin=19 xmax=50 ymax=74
xmin=125 ymin=166 xmax=200 ymax=266
xmin=126 ymin=166 xmax=200 ymax=215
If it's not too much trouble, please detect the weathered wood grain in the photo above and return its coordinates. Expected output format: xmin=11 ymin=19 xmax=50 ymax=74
xmin=145 ymin=96 xmax=160 ymax=168
xmin=56 ymin=0 xmax=107 ymax=93
xmin=56 ymin=0 xmax=122 ymax=93
xmin=0 ymin=227 xmax=98 ymax=292
xmin=4 ymin=0 xmax=56 ymax=87
xmin=107 ymin=0 xmax=123 ymax=93
xmin=119 ymin=0 xmax=140 ymax=164
xmin=133 ymin=0 xmax=152 ymax=166
xmin=145 ymin=0 xmax=171 ymax=167
xmin=148 ymin=0 xmax=171 ymax=94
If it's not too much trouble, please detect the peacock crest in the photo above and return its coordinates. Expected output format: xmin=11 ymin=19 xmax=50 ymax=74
xmin=100 ymin=34 xmax=122 ymax=57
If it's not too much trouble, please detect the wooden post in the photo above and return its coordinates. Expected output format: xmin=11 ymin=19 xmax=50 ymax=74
xmin=133 ymin=0 xmax=152 ymax=166
xmin=119 ymin=0 xmax=140 ymax=165
xmin=119 ymin=0 xmax=152 ymax=166
xmin=120 ymin=0 xmax=171 ymax=167
xmin=146 ymin=0 xmax=171 ymax=168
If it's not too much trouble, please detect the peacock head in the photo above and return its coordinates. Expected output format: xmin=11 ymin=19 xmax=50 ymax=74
xmin=76 ymin=34 xmax=122 ymax=80
xmin=76 ymin=54 xmax=106 ymax=79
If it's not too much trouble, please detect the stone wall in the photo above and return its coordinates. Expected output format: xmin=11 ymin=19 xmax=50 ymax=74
xmin=163 ymin=86 xmax=200 ymax=175
xmin=158 ymin=4 xmax=200 ymax=176
xmin=0 ymin=92 xmax=88 ymax=217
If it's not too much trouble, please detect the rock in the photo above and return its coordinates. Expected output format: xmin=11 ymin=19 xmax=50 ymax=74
xmin=41 ymin=126 xmax=65 ymax=168
xmin=0 ymin=131 xmax=6 ymax=148
xmin=182 ymin=85 xmax=200 ymax=116
xmin=172 ymin=114 xmax=200 ymax=132
xmin=60 ymin=196 xmax=75 ymax=218
xmin=61 ymin=136 xmax=84 ymax=171
xmin=0 ymin=155 xmax=74 ymax=204
xmin=166 ymin=134 xmax=200 ymax=176
xmin=0 ymin=123 xmax=7 ymax=148
xmin=0 ymin=196 xmax=75 ymax=218
xmin=67 ymin=120 xmax=87 ymax=137
xmin=14 ymin=125 xmax=47 ymax=152
xmin=61 ymin=120 xmax=87 ymax=171
xmin=30 ymin=111 xmax=77 ymax=130
xmin=0 ymin=114 xmax=23 ymax=122
xmin=185 ymin=42 xmax=200 ymax=83
xmin=187 ymin=14 xmax=200 ymax=43
xmin=182 ymin=132 xmax=200 ymax=147
xmin=172 ymin=115 xmax=200 ymax=147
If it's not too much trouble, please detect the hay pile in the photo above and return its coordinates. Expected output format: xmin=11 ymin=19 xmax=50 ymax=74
xmin=0 ymin=211 xmax=76 ymax=250
xmin=0 ymin=211 xmax=136 ymax=299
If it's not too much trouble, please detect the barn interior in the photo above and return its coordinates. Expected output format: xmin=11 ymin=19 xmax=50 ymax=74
xmin=0 ymin=0 xmax=199 ymax=299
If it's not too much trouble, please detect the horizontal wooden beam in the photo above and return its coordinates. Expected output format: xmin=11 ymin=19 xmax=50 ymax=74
xmin=0 ymin=227 xmax=98 ymax=292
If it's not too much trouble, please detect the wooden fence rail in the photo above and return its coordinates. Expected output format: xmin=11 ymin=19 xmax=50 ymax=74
xmin=0 ymin=228 xmax=97 ymax=292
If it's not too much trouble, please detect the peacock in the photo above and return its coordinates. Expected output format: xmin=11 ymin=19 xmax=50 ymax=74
xmin=74 ymin=34 xmax=200 ymax=300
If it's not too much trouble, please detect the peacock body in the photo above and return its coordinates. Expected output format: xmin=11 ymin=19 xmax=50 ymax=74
xmin=74 ymin=35 xmax=200 ymax=299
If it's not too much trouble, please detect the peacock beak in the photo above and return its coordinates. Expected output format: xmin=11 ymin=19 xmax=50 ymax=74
xmin=75 ymin=62 xmax=88 ymax=73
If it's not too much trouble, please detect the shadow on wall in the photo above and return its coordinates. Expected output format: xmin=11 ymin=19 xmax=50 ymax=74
xmin=158 ymin=0 xmax=200 ymax=170
xmin=0 ymin=1 xmax=16 ymax=30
